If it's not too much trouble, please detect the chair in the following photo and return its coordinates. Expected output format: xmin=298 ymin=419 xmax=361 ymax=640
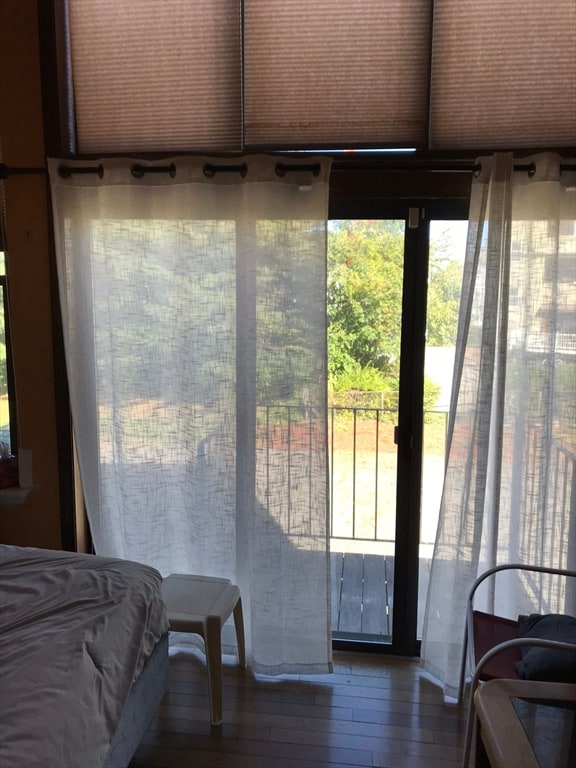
xmin=458 ymin=563 xmax=576 ymax=768
xmin=161 ymin=573 xmax=246 ymax=726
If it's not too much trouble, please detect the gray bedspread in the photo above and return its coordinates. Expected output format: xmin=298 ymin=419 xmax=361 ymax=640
xmin=0 ymin=545 xmax=168 ymax=768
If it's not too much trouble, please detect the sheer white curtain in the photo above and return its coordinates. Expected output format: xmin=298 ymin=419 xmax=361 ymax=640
xmin=48 ymin=155 xmax=333 ymax=675
xmin=421 ymin=152 xmax=576 ymax=698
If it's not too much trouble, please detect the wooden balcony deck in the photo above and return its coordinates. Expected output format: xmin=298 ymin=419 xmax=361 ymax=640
xmin=330 ymin=552 xmax=431 ymax=639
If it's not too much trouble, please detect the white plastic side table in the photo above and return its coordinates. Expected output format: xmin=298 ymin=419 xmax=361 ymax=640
xmin=161 ymin=573 xmax=246 ymax=726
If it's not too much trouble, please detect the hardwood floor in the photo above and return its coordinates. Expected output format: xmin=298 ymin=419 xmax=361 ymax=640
xmin=130 ymin=648 xmax=466 ymax=768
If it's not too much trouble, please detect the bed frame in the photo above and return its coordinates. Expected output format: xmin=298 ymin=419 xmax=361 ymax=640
xmin=103 ymin=633 xmax=170 ymax=768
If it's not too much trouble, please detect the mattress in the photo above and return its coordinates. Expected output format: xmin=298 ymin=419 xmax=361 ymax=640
xmin=0 ymin=545 xmax=169 ymax=768
xmin=102 ymin=632 xmax=169 ymax=768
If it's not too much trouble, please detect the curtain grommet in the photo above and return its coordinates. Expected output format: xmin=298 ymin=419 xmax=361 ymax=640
xmin=131 ymin=163 xmax=176 ymax=179
xmin=203 ymin=163 xmax=247 ymax=178
xmin=58 ymin=164 xmax=104 ymax=179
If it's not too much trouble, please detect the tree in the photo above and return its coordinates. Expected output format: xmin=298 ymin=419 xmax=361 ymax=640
xmin=327 ymin=220 xmax=404 ymax=379
xmin=426 ymin=258 xmax=462 ymax=346
xmin=0 ymin=343 xmax=6 ymax=396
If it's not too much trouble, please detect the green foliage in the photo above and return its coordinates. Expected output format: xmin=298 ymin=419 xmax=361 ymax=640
xmin=328 ymin=220 xmax=403 ymax=377
xmin=0 ymin=278 xmax=7 ymax=420
xmin=328 ymin=358 xmax=441 ymax=418
xmin=426 ymin=258 xmax=463 ymax=346
xmin=86 ymin=217 xmax=457 ymax=422
xmin=423 ymin=376 xmax=442 ymax=416
xmin=330 ymin=360 xmax=389 ymax=394
xmin=0 ymin=335 xmax=6 ymax=396
xmin=254 ymin=220 xmax=325 ymax=405
xmin=327 ymin=219 xmax=455 ymax=415
xmin=91 ymin=218 xmax=326 ymax=413
xmin=329 ymin=361 xmax=397 ymax=412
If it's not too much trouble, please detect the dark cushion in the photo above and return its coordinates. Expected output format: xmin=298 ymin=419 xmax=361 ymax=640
xmin=514 ymin=613 xmax=576 ymax=683
xmin=473 ymin=610 xmax=522 ymax=680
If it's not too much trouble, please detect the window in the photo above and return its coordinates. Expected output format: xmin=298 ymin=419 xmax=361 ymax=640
xmin=0 ymin=251 xmax=17 ymax=487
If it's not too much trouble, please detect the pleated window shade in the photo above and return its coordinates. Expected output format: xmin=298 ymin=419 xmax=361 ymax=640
xmin=68 ymin=0 xmax=242 ymax=153
xmin=67 ymin=0 xmax=576 ymax=154
xmin=430 ymin=0 xmax=576 ymax=149
xmin=243 ymin=1 xmax=431 ymax=149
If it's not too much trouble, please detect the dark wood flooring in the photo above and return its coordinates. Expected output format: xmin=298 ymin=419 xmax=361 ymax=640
xmin=130 ymin=648 xmax=466 ymax=768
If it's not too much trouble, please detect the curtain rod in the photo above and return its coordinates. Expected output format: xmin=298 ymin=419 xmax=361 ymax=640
xmin=0 ymin=164 xmax=48 ymax=179
xmin=0 ymin=161 xmax=322 ymax=179
xmin=57 ymin=161 xmax=323 ymax=178
xmin=57 ymin=161 xmax=576 ymax=178
xmin=331 ymin=161 xmax=576 ymax=175
xmin=2 ymin=161 xmax=575 ymax=180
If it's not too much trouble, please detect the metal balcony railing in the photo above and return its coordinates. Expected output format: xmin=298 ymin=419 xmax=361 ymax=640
xmin=256 ymin=405 xmax=574 ymax=557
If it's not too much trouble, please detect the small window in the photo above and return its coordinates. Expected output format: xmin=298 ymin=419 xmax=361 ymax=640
xmin=0 ymin=252 xmax=17 ymax=487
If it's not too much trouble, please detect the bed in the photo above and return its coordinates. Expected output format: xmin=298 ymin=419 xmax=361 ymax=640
xmin=0 ymin=544 xmax=170 ymax=768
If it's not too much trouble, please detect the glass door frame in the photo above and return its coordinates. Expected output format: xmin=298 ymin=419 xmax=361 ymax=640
xmin=329 ymin=196 xmax=469 ymax=656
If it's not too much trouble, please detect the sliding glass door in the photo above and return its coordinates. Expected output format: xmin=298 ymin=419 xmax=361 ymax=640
xmin=328 ymin=219 xmax=405 ymax=643
xmin=418 ymin=220 xmax=468 ymax=638
xmin=328 ymin=202 xmax=468 ymax=655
